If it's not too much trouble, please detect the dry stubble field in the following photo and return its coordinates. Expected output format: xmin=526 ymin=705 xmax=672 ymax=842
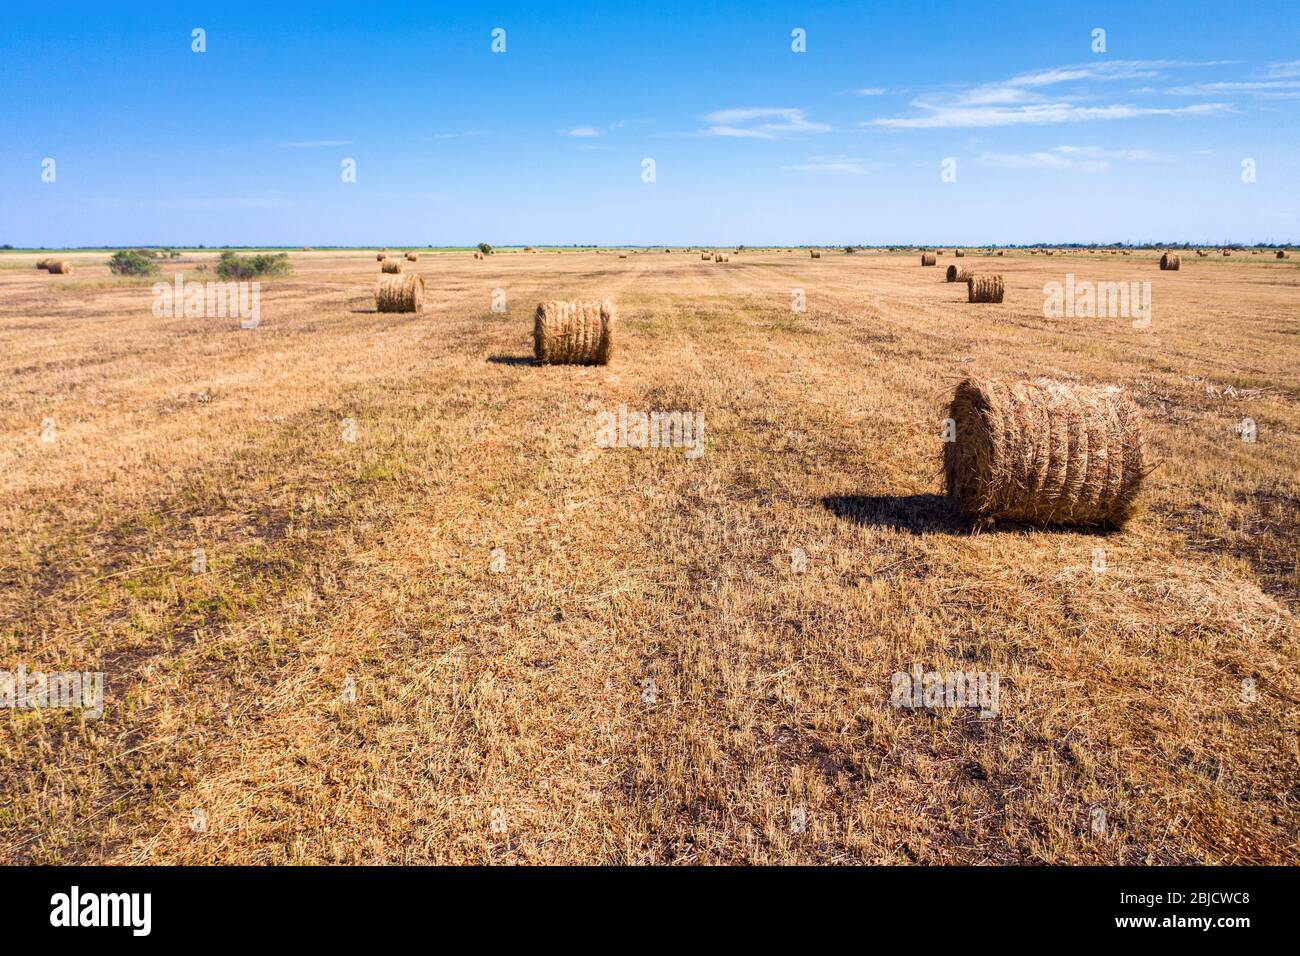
xmin=1 ymin=247 xmax=1297 ymax=864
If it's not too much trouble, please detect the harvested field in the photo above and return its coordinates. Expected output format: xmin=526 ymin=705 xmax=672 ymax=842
xmin=0 ymin=247 xmax=1297 ymax=865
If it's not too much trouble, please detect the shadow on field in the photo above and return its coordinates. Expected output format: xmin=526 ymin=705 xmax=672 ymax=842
xmin=487 ymin=355 xmax=536 ymax=366
xmin=822 ymin=493 xmax=974 ymax=535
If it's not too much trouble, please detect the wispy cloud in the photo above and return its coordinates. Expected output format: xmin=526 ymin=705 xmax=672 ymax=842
xmin=1163 ymin=79 xmax=1300 ymax=96
xmin=277 ymin=139 xmax=352 ymax=148
xmin=868 ymin=101 xmax=1229 ymax=129
xmin=702 ymin=107 xmax=830 ymax=139
xmin=566 ymin=126 xmax=602 ymax=138
xmin=864 ymin=60 xmax=1233 ymax=128
xmin=846 ymin=87 xmax=886 ymax=96
xmin=424 ymin=130 xmax=484 ymax=141
xmin=977 ymin=144 xmax=1166 ymax=172
xmin=783 ymin=155 xmax=872 ymax=175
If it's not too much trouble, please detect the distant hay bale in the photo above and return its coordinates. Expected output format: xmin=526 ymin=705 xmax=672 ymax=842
xmin=405 ymin=251 xmax=419 ymax=262
xmin=619 ymin=254 xmax=628 ymax=259
xmin=946 ymin=265 xmax=972 ymax=282
xmin=954 ymin=249 xmax=965 ymax=257
xmin=374 ymin=273 xmax=425 ymax=313
xmin=1044 ymin=250 xmax=1055 ymax=256
xmin=1159 ymin=252 xmax=1181 ymax=271
xmin=1197 ymin=250 xmax=1207 ymax=257
xmin=920 ymin=253 xmax=936 ymax=266
xmin=996 ymin=251 xmax=1004 ymax=256
xmin=701 ymin=253 xmax=711 ymax=260
xmin=943 ymin=377 xmax=1147 ymax=527
xmin=936 ymin=250 xmax=946 ymax=256
xmin=1277 ymin=250 xmax=1289 ymax=259
xmin=46 ymin=260 xmax=72 ymax=274
xmin=1222 ymin=249 xmax=1231 ymax=256
xmin=1122 ymin=250 xmax=1131 ymax=255
xmin=35 ymin=259 xmax=51 ymax=269
xmin=381 ymin=259 xmax=403 ymax=274
xmin=302 ymin=246 xmax=313 ymax=252
xmin=377 ymin=252 xmax=387 ymax=261
xmin=811 ymin=250 xmax=821 ymax=258
xmin=534 ymin=299 xmax=615 ymax=365
xmin=966 ymin=275 xmax=1004 ymax=303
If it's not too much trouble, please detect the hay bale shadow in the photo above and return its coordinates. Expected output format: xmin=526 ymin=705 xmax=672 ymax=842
xmin=823 ymin=494 xmax=973 ymax=535
xmin=487 ymin=355 xmax=536 ymax=366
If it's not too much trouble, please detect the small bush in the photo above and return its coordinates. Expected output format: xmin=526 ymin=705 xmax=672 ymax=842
xmin=108 ymin=249 xmax=160 ymax=276
xmin=214 ymin=251 xmax=292 ymax=280
xmin=477 ymin=242 xmax=493 ymax=255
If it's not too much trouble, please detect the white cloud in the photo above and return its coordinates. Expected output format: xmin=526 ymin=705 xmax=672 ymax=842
xmin=848 ymin=87 xmax=886 ymax=96
xmin=977 ymin=144 xmax=1166 ymax=172
xmin=566 ymin=126 xmax=602 ymax=138
xmin=1163 ymin=79 xmax=1300 ymax=95
xmin=783 ymin=155 xmax=871 ymax=175
xmin=866 ymin=101 xmax=1230 ymax=129
xmin=702 ymin=107 xmax=830 ymax=139
xmin=1264 ymin=60 xmax=1300 ymax=79
xmin=278 ymin=140 xmax=352 ymax=148
xmin=425 ymin=131 xmax=484 ymax=140
xmin=865 ymin=60 xmax=1235 ymax=128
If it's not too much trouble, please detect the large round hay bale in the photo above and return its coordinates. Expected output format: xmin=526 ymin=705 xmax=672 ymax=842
xmin=374 ymin=273 xmax=425 ymax=313
xmin=810 ymin=250 xmax=821 ymax=259
xmin=35 ymin=259 xmax=51 ymax=269
xmin=405 ymin=251 xmax=419 ymax=262
xmin=1222 ymin=249 xmax=1231 ymax=256
xmin=46 ymin=261 xmax=73 ymax=274
xmin=1277 ymin=250 xmax=1289 ymax=259
xmin=534 ymin=299 xmax=615 ymax=365
xmin=996 ymin=250 xmax=1005 ymax=256
xmin=920 ymin=253 xmax=936 ymax=267
xmin=945 ymin=265 xmax=971 ymax=283
xmin=943 ymin=377 xmax=1146 ymax=527
xmin=967 ymin=275 xmax=1004 ymax=302
xmin=377 ymin=252 xmax=387 ymax=261
xmin=954 ymin=249 xmax=965 ymax=258
xmin=701 ymin=253 xmax=710 ymax=260
xmin=1159 ymin=252 xmax=1180 ymax=271
xmin=381 ymin=259 xmax=403 ymax=274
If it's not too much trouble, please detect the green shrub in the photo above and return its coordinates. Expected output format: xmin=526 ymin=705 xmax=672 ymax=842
xmin=108 ymin=249 xmax=160 ymax=276
xmin=214 ymin=251 xmax=292 ymax=280
xmin=477 ymin=242 xmax=493 ymax=255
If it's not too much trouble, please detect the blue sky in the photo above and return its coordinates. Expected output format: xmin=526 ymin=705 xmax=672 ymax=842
xmin=2 ymin=0 xmax=1297 ymax=246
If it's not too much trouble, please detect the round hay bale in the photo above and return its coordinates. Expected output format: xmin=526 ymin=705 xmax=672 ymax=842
xmin=943 ymin=377 xmax=1147 ymax=527
xmin=945 ymin=265 xmax=971 ymax=283
xmin=967 ymin=275 xmax=1004 ymax=303
xmin=35 ymin=259 xmax=51 ymax=269
xmin=377 ymin=252 xmax=387 ymax=261
xmin=619 ymin=254 xmax=628 ymax=259
xmin=46 ymin=261 xmax=73 ymax=274
xmin=374 ymin=273 xmax=425 ymax=313
xmin=920 ymin=253 xmax=936 ymax=266
xmin=701 ymin=253 xmax=710 ymax=260
xmin=534 ymin=299 xmax=615 ymax=366
xmin=381 ymin=259 xmax=403 ymax=274
xmin=1222 ymin=249 xmax=1231 ymax=256
xmin=1277 ymin=250 xmax=1289 ymax=259
xmin=405 ymin=251 xmax=420 ymax=262
xmin=996 ymin=250 xmax=1004 ymax=256
xmin=810 ymin=250 xmax=821 ymax=259
xmin=954 ymin=249 xmax=965 ymax=258
xmin=1159 ymin=252 xmax=1181 ymax=271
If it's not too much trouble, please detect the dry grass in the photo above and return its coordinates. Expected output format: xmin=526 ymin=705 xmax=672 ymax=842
xmin=0 ymin=248 xmax=1296 ymax=865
